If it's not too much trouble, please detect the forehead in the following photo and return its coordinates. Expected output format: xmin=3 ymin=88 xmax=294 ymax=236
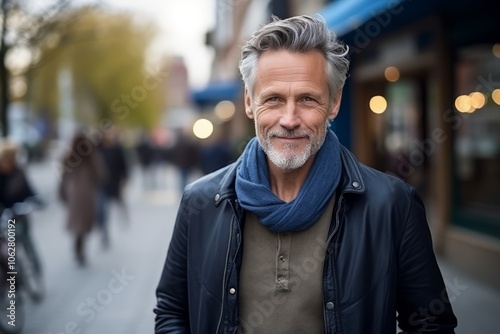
xmin=254 ymin=50 xmax=327 ymax=90
xmin=258 ymin=49 xmax=325 ymax=69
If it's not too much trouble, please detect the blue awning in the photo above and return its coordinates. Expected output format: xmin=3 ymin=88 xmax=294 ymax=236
xmin=319 ymin=0 xmax=405 ymax=37
xmin=191 ymin=80 xmax=243 ymax=107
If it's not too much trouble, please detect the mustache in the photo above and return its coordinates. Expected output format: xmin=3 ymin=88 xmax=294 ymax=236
xmin=267 ymin=129 xmax=311 ymax=138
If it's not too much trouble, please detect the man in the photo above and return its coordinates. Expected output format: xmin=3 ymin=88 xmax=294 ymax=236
xmin=154 ymin=15 xmax=457 ymax=333
xmin=0 ymin=140 xmax=36 ymax=209
xmin=96 ymin=129 xmax=129 ymax=247
xmin=0 ymin=140 xmax=44 ymax=287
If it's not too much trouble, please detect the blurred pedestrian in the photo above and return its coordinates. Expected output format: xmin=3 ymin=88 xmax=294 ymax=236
xmin=0 ymin=140 xmax=40 ymax=258
xmin=169 ymin=128 xmax=200 ymax=192
xmin=96 ymin=129 xmax=129 ymax=248
xmin=199 ymin=140 xmax=233 ymax=175
xmin=154 ymin=15 xmax=457 ymax=333
xmin=59 ymin=133 xmax=105 ymax=266
xmin=199 ymin=127 xmax=233 ymax=175
xmin=0 ymin=140 xmax=36 ymax=209
xmin=135 ymin=132 xmax=155 ymax=190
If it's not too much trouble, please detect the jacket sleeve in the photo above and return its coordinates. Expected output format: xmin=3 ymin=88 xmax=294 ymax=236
xmin=396 ymin=189 xmax=457 ymax=333
xmin=154 ymin=194 xmax=191 ymax=333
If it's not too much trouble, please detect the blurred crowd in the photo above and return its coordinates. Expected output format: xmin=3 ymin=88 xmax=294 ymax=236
xmin=0 ymin=125 xmax=236 ymax=266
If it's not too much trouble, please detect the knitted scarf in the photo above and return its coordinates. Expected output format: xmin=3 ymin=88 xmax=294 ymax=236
xmin=235 ymin=129 xmax=341 ymax=233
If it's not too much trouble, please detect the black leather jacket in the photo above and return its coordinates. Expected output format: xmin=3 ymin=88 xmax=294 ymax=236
xmin=155 ymin=145 xmax=457 ymax=333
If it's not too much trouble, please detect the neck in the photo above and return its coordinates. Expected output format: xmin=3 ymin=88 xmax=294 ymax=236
xmin=267 ymin=157 xmax=315 ymax=202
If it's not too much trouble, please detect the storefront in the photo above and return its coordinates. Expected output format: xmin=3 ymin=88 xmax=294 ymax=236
xmin=321 ymin=0 xmax=500 ymax=287
xmin=453 ymin=44 xmax=500 ymax=238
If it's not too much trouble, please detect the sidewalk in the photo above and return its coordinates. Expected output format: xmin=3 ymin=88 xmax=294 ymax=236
xmin=23 ymin=157 xmax=183 ymax=334
xmin=437 ymin=257 xmax=500 ymax=333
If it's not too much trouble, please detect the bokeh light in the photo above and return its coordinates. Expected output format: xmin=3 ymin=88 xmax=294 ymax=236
xmin=492 ymin=89 xmax=500 ymax=105
xmin=469 ymin=92 xmax=486 ymax=109
xmin=455 ymin=95 xmax=475 ymax=113
xmin=384 ymin=66 xmax=400 ymax=82
xmin=9 ymin=77 xmax=27 ymax=99
xmin=214 ymin=100 xmax=236 ymax=121
xmin=369 ymin=95 xmax=387 ymax=114
xmin=193 ymin=118 xmax=214 ymax=139
xmin=493 ymin=43 xmax=500 ymax=58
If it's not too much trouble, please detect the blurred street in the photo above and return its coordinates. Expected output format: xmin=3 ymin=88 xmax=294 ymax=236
xmin=0 ymin=1 xmax=496 ymax=333
xmin=21 ymin=157 xmax=500 ymax=334
xmin=23 ymin=155 xmax=182 ymax=334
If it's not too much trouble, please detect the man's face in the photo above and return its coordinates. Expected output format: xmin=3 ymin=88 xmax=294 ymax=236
xmin=245 ymin=50 xmax=342 ymax=170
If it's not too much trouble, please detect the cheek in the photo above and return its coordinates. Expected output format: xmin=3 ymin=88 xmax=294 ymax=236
xmin=254 ymin=110 xmax=278 ymax=128
xmin=303 ymin=115 xmax=328 ymax=130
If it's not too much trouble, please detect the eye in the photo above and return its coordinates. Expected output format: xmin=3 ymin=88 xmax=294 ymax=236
xmin=263 ymin=96 xmax=282 ymax=105
xmin=304 ymin=96 xmax=318 ymax=101
xmin=301 ymin=96 xmax=319 ymax=105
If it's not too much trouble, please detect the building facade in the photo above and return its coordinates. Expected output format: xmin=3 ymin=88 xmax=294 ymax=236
xmin=199 ymin=0 xmax=500 ymax=288
xmin=321 ymin=0 xmax=500 ymax=288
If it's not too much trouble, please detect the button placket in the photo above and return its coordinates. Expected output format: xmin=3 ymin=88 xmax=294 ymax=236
xmin=276 ymin=232 xmax=292 ymax=291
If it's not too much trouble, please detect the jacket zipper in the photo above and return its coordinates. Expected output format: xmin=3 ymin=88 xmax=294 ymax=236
xmin=216 ymin=207 xmax=236 ymax=334
xmin=324 ymin=194 xmax=344 ymax=334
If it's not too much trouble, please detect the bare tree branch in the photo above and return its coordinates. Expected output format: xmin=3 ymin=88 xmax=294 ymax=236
xmin=0 ymin=0 xmax=82 ymax=136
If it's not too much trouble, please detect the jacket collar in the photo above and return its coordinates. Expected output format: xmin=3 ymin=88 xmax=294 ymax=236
xmin=214 ymin=157 xmax=240 ymax=206
xmin=214 ymin=145 xmax=365 ymax=206
xmin=338 ymin=145 xmax=366 ymax=195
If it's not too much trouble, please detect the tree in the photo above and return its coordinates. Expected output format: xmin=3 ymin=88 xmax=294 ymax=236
xmin=28 ymin=6 xmax=165 ymax=133
xmin=0 ymin=0 xmax=72 ymax=137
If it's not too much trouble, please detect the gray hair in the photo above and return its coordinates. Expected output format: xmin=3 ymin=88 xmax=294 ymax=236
xmin=239 ymin=15 xmax=349 ymax=102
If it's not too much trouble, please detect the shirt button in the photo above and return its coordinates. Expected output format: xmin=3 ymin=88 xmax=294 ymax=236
xmin=229 ymin=288 xmax=236 ymax=295
xmin=326 ymin=302 xmax=334 ymax=310
xmin=352 ymin=181 xmax=360 ymax=188
xmin=215 ymin=193 xmax=221 ymax=201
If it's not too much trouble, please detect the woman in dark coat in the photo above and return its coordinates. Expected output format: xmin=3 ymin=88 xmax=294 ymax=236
xmin=59 ymin=133 xmax=105 ymax=265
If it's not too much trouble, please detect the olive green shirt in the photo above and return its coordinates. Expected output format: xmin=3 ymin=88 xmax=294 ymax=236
xmin=238 ymin=195 xmax=336 ymax=334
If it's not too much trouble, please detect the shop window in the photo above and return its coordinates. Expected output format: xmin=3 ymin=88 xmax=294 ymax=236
xmin=383 ymin=80 xmax=425 ymax=186
xmin=453 ymin=44 xmax=500 ymax=237
xmin=370 ymin=79 xmax=428 ymax=198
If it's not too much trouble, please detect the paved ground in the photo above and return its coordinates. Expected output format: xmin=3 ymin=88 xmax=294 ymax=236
xmin=12 ymin=158 xmax=500 ymax=333
xmin=22 ymin=159 xmax=182 ymax=334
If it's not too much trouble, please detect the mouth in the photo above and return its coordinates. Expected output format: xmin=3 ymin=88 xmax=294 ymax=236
xmin=274 ymin=136 xmax=307 ymax=144
xmin=275 ymin=136 xmax=304 ymax=140
xmin=271 ymin=136 xmax=308 ymax=149
xmin=266 ymin=130 xmax=311 ymax=147
xmin=273 ymin=134 xmax=308 ymax=142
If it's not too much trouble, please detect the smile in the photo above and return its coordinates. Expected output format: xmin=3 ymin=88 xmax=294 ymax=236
xmin=273 ymin=136 xmax=307 ymax=144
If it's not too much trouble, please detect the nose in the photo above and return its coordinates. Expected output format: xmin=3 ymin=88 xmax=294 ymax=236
xmin=279 ymin=101 xmax=300 ymax=130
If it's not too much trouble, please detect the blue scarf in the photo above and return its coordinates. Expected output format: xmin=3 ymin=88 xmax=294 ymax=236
xmin=235 ymin=129 xmax=341 ymax=233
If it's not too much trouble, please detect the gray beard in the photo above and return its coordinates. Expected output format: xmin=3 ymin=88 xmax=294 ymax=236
xmin=255 ymin=121 xmax=329 ymax=170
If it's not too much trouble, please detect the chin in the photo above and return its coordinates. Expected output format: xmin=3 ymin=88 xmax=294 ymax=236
xmin=268 ymin=151 xmax=311 ymax=170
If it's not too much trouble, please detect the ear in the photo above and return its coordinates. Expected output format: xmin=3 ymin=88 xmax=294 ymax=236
xmin=328 ymin=90 xmax=343 ymax=121
xmin=244 ymin=88 xmax=254 ymax=119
